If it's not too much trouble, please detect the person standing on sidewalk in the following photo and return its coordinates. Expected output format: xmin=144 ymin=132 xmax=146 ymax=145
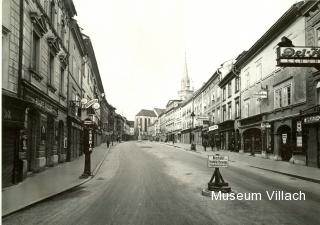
xmin=106 ymin=135 xmax=110 ymax=148
xmin=202 ymin=136 xmax=208 ymax=152
xmin=210 ymin=136 xmax=214 ymax=151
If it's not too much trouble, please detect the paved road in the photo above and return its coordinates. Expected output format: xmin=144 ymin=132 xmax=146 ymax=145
xmin=3 ymin=141 xmax=320 ymax=225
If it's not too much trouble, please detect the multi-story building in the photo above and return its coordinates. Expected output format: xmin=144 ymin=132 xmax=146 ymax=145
xmin=203 ymin=71 xmax=221 ymax=149
xmin=235 ymin=1 xmax=314 ymax=163
xmin=2 ymin=0 xmax=79 ymax=187
xmin=2 ymin=0 xmax=123 ymax=187
xmin=180 ymin=97 xmax=194 ymax=144
xmin=217 ymin=54 xmax=244 ymax=151
xmin=294 ymin=1 xmax=320 ymax=168
xmin=67 ymin=19 xmax=86 ymax=162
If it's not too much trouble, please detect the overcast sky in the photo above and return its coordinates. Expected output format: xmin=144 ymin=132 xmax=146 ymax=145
xmin=75 ymin=0 xmax=298 ymax=120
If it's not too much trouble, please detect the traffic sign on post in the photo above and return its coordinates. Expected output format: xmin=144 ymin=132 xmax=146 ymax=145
xmin=207 ymin=155 xmax=229 ymax=168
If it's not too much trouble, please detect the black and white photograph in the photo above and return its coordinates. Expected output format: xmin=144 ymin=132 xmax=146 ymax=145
xmin=1 ymin=0 xmax=320 ymax=224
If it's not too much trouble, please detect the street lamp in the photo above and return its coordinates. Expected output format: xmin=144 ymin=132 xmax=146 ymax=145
xmin=191 ymin=111 xmax=196 ymax=151
xmin=79 ymin=98 xmax=100 ymax=179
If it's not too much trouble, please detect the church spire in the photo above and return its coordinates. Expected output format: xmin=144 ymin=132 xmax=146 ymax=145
xmin=178 ymin=51 xmax=193 ymax=100
xmin=181 ymin=51 xmax=190 ymax=91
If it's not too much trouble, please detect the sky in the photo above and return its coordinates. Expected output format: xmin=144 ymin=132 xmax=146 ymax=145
xmin=74 ymin=0 xmax=299 ymax=121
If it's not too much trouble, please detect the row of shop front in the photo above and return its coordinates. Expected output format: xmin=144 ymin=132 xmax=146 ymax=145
xmin=2 ymin=87 xmax=103 ymax=188
xmin=165 ymin=112 xmax=320 ymax=169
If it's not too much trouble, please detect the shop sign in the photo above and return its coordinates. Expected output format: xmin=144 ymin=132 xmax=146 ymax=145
xmin=84 ymin=99 xmax=99 ymax=109
xmin=209 ymin=125 xmax=219 ymax=131
xmin=25 ymin=94 xmax=58 ymax=116
xmin=282 ymin=133 xmax=287 ymax=144
xmin=208 ymin=155 xmax=228 ymax=168
xmin=277 ymin=47 xmax=320 ymax=67
xmin=297 ymin=136 xmax=302 ymax=147
xmin=297 ymin=121 xmax=302 ymax=132
xmin=88 ymin=129 xmax=93 ymax=152
xmin=254 ymin=91 xmax=268 ymax=99
xmin=304 ymin=115 xmax=320 ymax=124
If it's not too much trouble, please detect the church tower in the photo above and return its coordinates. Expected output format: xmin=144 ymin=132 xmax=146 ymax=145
xmin=178 ymin=53 xmax=194 ymax=100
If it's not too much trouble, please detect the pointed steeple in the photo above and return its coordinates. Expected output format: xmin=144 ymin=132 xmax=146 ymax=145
xmin=181 ymin=51 xmax=190 ymax=91
xmin=178 ymin=51 xmax=194 ymax=100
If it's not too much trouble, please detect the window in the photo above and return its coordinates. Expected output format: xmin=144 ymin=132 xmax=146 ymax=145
xmin=78 ymin=67 xmax=81 ymax=85
xmin=245 ymin=71 xmax=250 ymax=88
xmin=274 ymin=84 xmax=292 ymax=109
xmin=235 ymin=77 xmax=240 ymax=93
xmin=256 ymin=99 xmax=261 ymax=115
xmin=317 ymin=82 xmax=320 ymax=105
xmin=144 ymin=118 xmax=147 ymax=132
xmin=222 ymin=105 xmax=226 ymax=122
xmin=256 ymin=62 xmax=262 ymax=82
xmin=235 ymin=98 xmax=240 ymax=118
xmin=217 ymin=107 xmax=220 ymax=123
xmin=244 ymin=99 xmax=250 ymax=118
xmin=228 ymin=102 xmax=232 ymax=120
xmin=228 ymin=82 xmax=232 ymax=97
xmin=32 ymin=31 xmax=40 ymax=71
xmin=223 ymin=87 xmax=226 ymax=101
xmin=2 ymin=28 xmax=10 ymax=91
xmin=316 ymin=27 xmax=320 ymax=46
xmin=212 ymin=93 xmax=215 ymax=103
xmin=49 ymin=54 xmax=55 ymax=84
xmin=60 ymin=67 xmax=65 ymax=94
xmin=50 ymin=1 xmax=55 ymax=26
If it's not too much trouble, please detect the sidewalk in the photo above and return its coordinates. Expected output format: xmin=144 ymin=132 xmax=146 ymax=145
xmin=162 ymin=142 xmax=320 ymax=183
xmin=2 ymin=143 xmax=115 ymax=217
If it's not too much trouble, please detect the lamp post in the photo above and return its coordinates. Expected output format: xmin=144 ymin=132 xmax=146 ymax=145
xmin=191 ymin=111 xmax=196 ymax=151
xmin=79 ymin=98 xmax=100 ymax=178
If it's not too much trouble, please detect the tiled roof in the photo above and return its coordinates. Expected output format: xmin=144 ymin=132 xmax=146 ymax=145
xmin=136 ymin=109 xmax=157 ymax=117
xmin=154 ymin=108 xmax=165 ymax=116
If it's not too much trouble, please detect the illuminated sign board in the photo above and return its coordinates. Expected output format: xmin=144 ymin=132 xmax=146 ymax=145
xmin=277 ymin=47 xmax=320 ymax=67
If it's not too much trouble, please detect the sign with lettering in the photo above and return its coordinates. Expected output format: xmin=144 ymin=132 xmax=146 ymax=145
xmin=297 ymin=136 xmax=302 ymax=147
xmin=277 ymin=47 xmax=320 ymax=67
xmin=25 ymin=94 xmax=58 ymax=116
xmin=84 ymin=99 xmax=99 ymax=109
xmin=88 ymin=129 xmax=93 ymax=152
xmin=254 ymin=91 xmax=268 ymax=99
xmin=209 ymin=125 xmax=219 ymax=131
xmin=282 ymin=133 xmax=287 ymax=144
xmin=304 ymin=115 xmax=320 ymax=124
xmin=207 ymin=155 xmax=228 ymax=168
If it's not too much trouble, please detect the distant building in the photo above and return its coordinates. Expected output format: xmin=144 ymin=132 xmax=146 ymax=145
xmin=135 ymin=109 xmax=157 ymax=140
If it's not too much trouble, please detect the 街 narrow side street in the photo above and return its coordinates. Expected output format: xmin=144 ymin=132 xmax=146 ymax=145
xmin=3 ymin=141 xmax=320 ymax=225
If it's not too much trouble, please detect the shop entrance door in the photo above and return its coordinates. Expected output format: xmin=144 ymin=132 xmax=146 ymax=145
xmin=278 ymin=125 xmax=292 ymax=161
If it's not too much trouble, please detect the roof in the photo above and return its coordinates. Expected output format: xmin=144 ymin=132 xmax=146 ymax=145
xmin=136 ymin=109 xmax=157 ymax=117
xmin=127 ymin=121 xmax=134 ymax=127
xmin=154 ymin=108 xmax=165 ymax=117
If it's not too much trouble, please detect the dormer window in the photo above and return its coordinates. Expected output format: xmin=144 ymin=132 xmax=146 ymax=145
xmin=50 ymin=1 xmax=55 ymax=26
